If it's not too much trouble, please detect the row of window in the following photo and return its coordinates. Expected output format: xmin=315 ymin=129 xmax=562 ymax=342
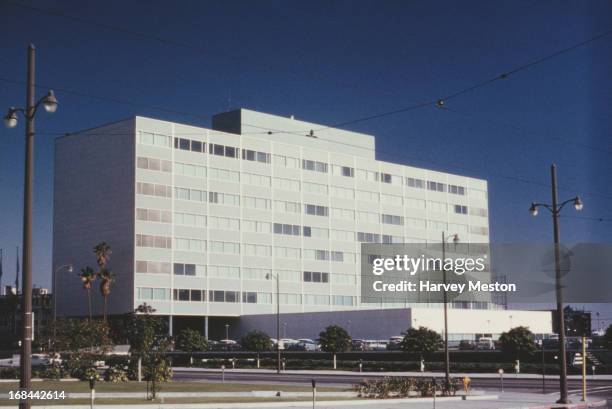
xmin=137 ymin=286 xmax=356 ymax=306
xmin=140 ymin=132 xmax=476 ymax=195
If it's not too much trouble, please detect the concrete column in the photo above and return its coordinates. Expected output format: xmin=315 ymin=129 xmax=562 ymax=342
xmin=169 ymin=315 xmax=173 ymax=336
xmin=204 ymin=316 xmax=209 ymax=340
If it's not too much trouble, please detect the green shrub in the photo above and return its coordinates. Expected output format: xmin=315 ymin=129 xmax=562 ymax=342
xmin=355 ymin=376 xmax=456 ymax=399
xmin=104 ymin=364 xmax=129 ymax=383
xmin=0 ymin=367 xmax=19 ymax=379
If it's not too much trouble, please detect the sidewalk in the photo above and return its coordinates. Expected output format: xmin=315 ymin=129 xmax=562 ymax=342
xmin=0 ymin=392 xmax=606 ymax=409
xmin=174 ymin=366 xmax=612 ymax=380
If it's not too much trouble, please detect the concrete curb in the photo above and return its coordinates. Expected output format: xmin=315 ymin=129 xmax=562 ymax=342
xmin=504 ymin=400 xmax=608 ymax=409
xmin=173 ymin=367 xmax=612 ymax=381
xmin=0 ymin=394 xmax=499 ymax=408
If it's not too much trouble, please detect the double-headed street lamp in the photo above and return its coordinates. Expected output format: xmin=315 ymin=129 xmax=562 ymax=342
xmin=52 ymin=264 xmax=73 ymax=346
xmin=529 ymin=163 xmax=583 ymax=405
xmin=4 ymin=44 xmax=58 ymax=409
xmin=441 ymin=232 xmax=459 ymax=388
xmin=265 ymin=272 xmax=281 ymax=374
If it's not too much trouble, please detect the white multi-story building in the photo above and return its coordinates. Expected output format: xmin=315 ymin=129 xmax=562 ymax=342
xmin=53 ymin=109 xmax=551 ymax=339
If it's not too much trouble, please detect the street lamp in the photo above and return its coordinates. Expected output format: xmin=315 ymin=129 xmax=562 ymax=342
xmin=529 ymin=163 xmax=583 ymax=405
xmin=225 ymin=324 xmax=230 ymax=340
xmin=4 ymin=44 xmax=58 ymax=409
xmin=441 ymin=232 xmax=459 ymax=389
xmin=52 ymin=264 xmax=73 ymax=346
xmin=266 ymin=272 xmax=281 ymax=374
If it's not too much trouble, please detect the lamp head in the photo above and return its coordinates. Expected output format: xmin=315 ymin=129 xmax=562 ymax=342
xmin=573 ymin=197 xmax=583 ymax=212
xmin=529 ymin=203 xmax=538 ymax=217
xmin=4 ymin=108 xmax=18 ymax=128
xmin=42 ymin=90 xmax=58 ymax=113
xmin=452 ymin=234 xmax=459 ymax=244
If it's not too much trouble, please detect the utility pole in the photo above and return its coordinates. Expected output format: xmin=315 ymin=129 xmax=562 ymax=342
xmin=3 ymin=44 xmax=59 ymax=409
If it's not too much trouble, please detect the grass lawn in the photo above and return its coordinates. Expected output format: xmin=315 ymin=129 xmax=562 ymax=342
xmin=0 ymin=380 xmax=348 ymax=394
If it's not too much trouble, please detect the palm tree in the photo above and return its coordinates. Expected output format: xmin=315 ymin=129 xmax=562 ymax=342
xmin=79 ymin=266 xmax=96 ymax=322
xmin=93 ymin=242 xmax=111 ymax=268
xmin=98 ymin=267 xmax=115 ymax=322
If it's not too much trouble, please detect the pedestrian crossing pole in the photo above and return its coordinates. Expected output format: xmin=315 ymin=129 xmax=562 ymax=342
xmin=581 ymin=336 xmax=586 ymax=402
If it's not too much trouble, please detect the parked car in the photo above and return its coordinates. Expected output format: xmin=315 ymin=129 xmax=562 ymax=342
xmin=211 ymin=339 xmax=241 ymax=351
xmin=0 ymin=353 xmax=61 ymax=368
xmin=387 ymin=336 xmax=404 ymax=351
xmin=476 ymin=337 xmax=495 ymax=350
xmin=458 ymin=340 xmax=476 ymax=350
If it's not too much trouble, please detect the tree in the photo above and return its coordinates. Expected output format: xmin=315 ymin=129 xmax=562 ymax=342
xmin=604 ymin=324 xmax=612 ymax=349
xmin=98 ymin=268 xmax=115 ymax=322
xmin=499 ymin=326 xmax=536 ymax=359
xmin=175 ymin=328 xmax=208 ymax=365
xmin=240 ymin=330 xmax=272 ymax=352
xmin=78 ymin=267 xmax=96 ymax=322
xmin=123 ymin=304 xmax=172 ymax=399
xmin=93 ymin=242 xmax=114 ymax=322
xmin=400 ymin=326 xmax=442 ymax=356
xmin=318 ymin=325 xmax=352 ymax=369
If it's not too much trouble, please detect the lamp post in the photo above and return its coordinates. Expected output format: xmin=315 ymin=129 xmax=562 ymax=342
xmin=441 ymin=232 xmax=459 ymax=388
xmin=529 ymin=163 xmax=583 ymax=404
xmin=52 ymin=264 xmax=73 ymax=348
xmin=225 ymin=324 xmax=229 ymax=340
xmin=266 ymin=273 xmax=281 ymax=374
xmin=4 ymin=44 xmax=58 ymax=409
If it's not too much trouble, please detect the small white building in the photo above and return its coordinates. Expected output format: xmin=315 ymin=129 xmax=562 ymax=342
xmin=52 ymin=109 xmax=551 ymax=340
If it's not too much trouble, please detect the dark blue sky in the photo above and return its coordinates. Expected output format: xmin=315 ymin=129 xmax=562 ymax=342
xmin=0 ymin=0 xmax=611 ymax=320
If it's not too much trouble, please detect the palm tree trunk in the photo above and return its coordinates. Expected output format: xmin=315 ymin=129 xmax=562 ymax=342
xmin=87 ymin=289 xmax=92 ymax=323
xmin=103 ymin=296 xmax=108 ymax=322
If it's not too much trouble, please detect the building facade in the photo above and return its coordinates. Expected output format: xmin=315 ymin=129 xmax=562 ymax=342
xmin=53 ymin=109 xmax=550 ymax=339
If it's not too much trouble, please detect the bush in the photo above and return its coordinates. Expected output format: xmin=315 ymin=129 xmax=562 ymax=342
xmin=41 ymin=363 xmax=66 ymax=380
xmin=0 ymin=367 xmax=19 ymax=379
xmin=355 ymin=376 xmax=456 ymax=399
xmin=104 ymin=364 xmax=129 ymax=383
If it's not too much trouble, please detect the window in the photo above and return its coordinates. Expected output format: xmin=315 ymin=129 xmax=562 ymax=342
xmin=305 ymin=204 xmax=328 ymax=216
xmin=173 ymin=263 xmax=199 ymax=276
xmin=406 ymin=217 xmax=427 ymax=229
xmin=242 ymin=172 xmax=271 ymax=187
xmin=208 ymin=265 xmax=240 ymax=279
xmin=136 ymin=208 xmax=172 ymax=223
xmin=380 ymin=172 xmax=392 ymax=184
xmin=331 ymin=229 xmax=354 ymax=241
xmin=273 ymin=177 xmax=300 ymax=191
xmin=242 ymin=243 xmax=272 ymax=257
xmin=276 ymin=246 xmax=301 ymax=258
xmin=273 ymin=154 xmax=299 ymax=168
xmin=357 ymin=210 xmax=378 ymax=223
xmin=469 ymin=207 xmax=488 ymax=217
xmin=242 ymin=149 xmax=271 ymax=163
xmin=331 ymin=207 xmax=354 ymax=220
xmin=137 ymin=157 xmax=172 ymax=173
xmin=428 ymin=201 xmax=447 ymax=213
xmin=174 ymin=187 xmax=207 ymax=202
xmin=470 ymin=226 xmax=489 ymax=235
xmin=357 ymin=232 xmax=380 ymax=243
xmin=209 ymin=241 xmax=240 ymax=254
xmin=209 ymin=167 xmax=240 ymax=182
xmin=382 ymin=234 xmax=403 ymax=244
xmin=454 ymin=205 xmax=468 ymax=215
xmin=137 ymin=182 xmax=172 ymax=198
xmin=304 ymin=294 xmax=329 ymax=305
xmin=275 ymin=200 xmax=301 ymax=213
xmin=356 ymin=190 xmax=379 ymax=202
xmin=303 ymin=271 xmax=329 ymax=283
xmin=135 ymin=260 xmax=171 ymax=274
xmin=242 ymin=267 xmax=272 ymax=280
xmin=209 ymin=216 xmax=240 ymax=231
xmin=137 ymin=287 xmax=170 ymax=300
xmin=302 ymin=159 xmax=328 ymax=173
xmin=333 ymin=295 xmax=355 ymax=306
xmin=330 ymin=186 xmax=354 ymax=199
xmin=427 ymin=181 xmax=446 ymax=192
xmin=174 ymin=238 xmax=204 ymax=251
xmin=406 ymin=198 xmax=426 ymax=209
xmin=175 ymin=162 xmax=206 ymax=177
xmin=406 ymin=177 xmax=426 ymax=189
xmin=303 ymin=182 xmax=328 ymax=195
xmin=381 ymin=214 xmax=404 ymax=225
xmin=242 ymin=220 xmax=271 ymax=233
xmin=273 ymin=223 xmax=301 ymax=236
xmin=331 ymin=251 xmax=344 ymax=262
xmin=356 ymin=169 xmax=378 ymax=182
xmin=138 ymin=132 xmax=171 ymax=148
xmin=381 ymin=194 xmax=403 ymax=206
xmin=179 ymin=138 xmax=190 ymax=150
xmin=244 ymin=196 xmax=271 ymax=210
xmin=174 ymin=212 xmax=206 ymax=227
xmin=449 ymin=184 xmax=466 ymax=195
xmin=342 ymin=166 xmax=354 ymax=177
xmin=242 ymin=292 xmax=258 ymax=303
xmin=136 ymin=234 xmax=171 ymax=249
xmin=209 ymin=192 xmax=240 ymax=206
